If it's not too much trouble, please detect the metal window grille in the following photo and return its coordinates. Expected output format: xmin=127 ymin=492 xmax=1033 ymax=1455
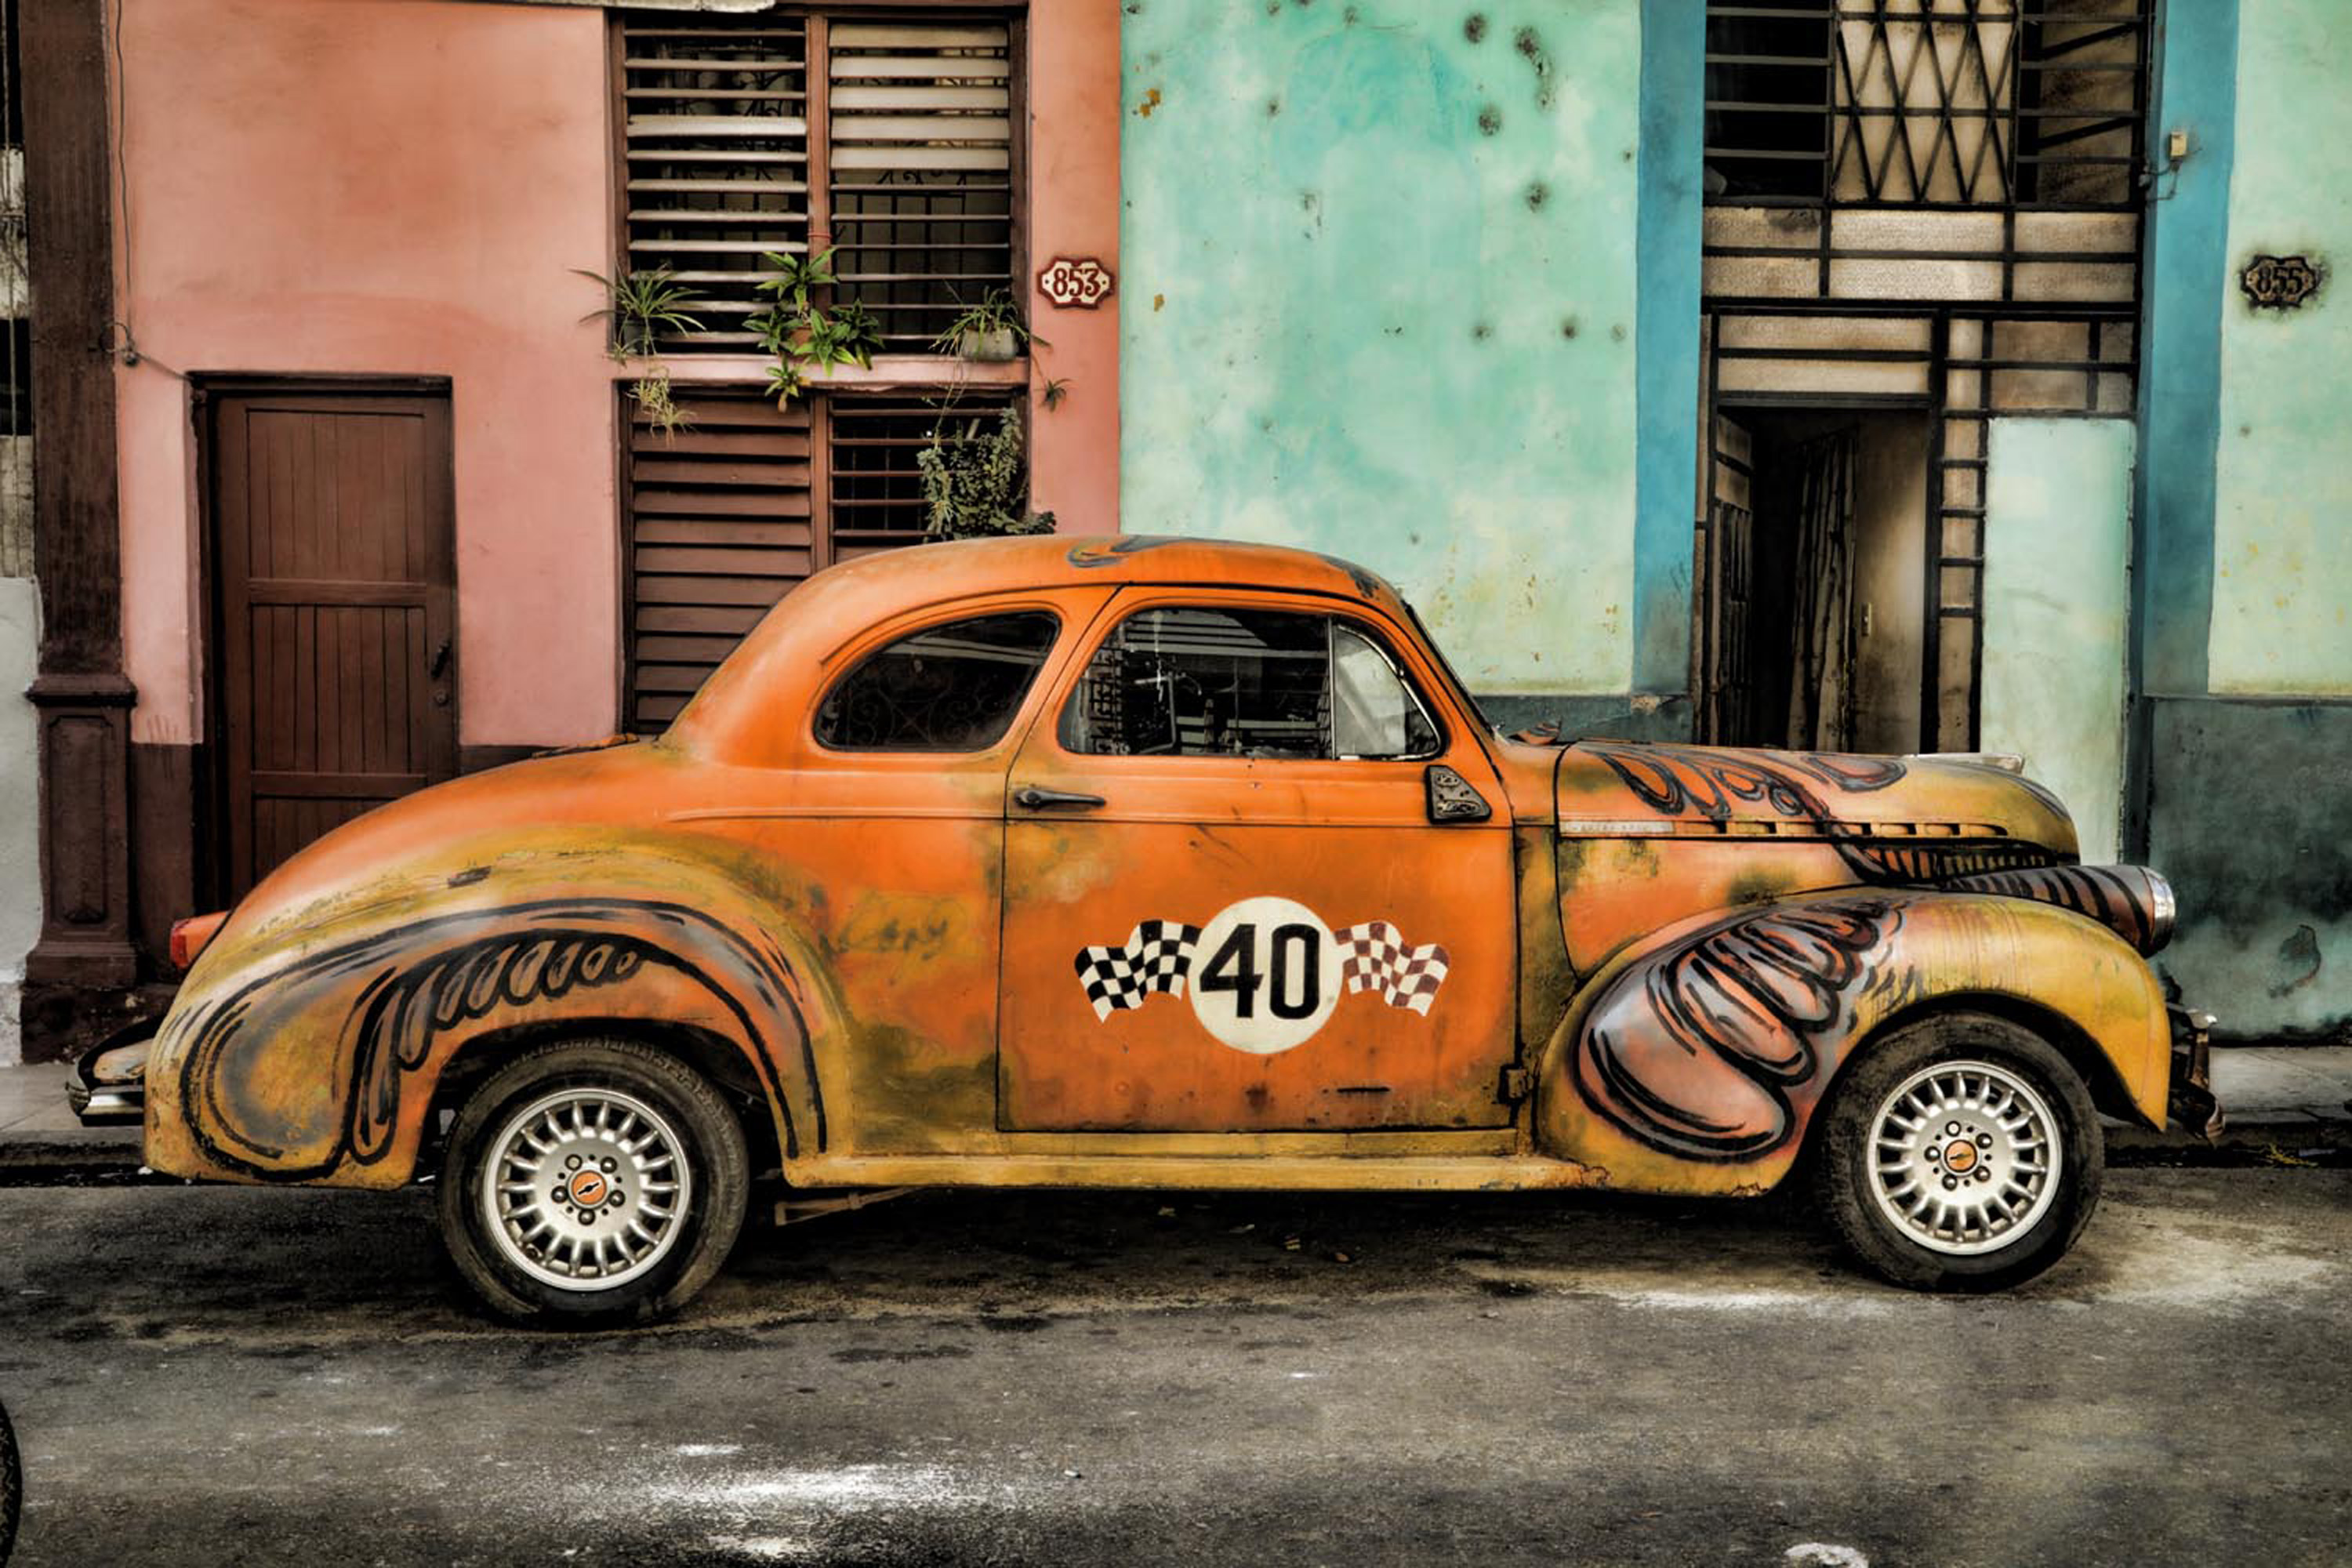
xmin=829 ymin=21 xmax=1017 ymax=352
xmin=622 ymin=387 xmax=1014 ymax=731
xmin=1705 ymin=1 xmax=2151 ymax=210
xmin=618 ymin=9 xmax=1018 ymax=356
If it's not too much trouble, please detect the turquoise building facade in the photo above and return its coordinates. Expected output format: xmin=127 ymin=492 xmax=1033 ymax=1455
xmin=1119 ymin=0 xmax=2352 ymax=1042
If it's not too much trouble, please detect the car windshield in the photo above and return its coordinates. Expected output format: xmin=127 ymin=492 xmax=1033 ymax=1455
xmin=1399 ymin=597 xmax=1494 ymax=735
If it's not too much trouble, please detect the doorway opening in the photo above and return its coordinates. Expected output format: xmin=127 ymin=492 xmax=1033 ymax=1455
xmin=1697 ymin=405 xmax=1928 ymax=753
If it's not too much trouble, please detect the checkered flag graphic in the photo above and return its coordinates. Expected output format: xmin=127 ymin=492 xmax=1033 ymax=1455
xmin=1335 ymin=921 xmax=1451 ymax=1014
xmin=1073 ymin=920 xmax=1202 ymax=1020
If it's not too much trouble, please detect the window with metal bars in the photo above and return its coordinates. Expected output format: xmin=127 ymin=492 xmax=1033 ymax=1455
xmin=622 ymin=387 xmax=1017 ymax=731
xmin=1704 ymin=1 xmax=2151 ymax=209
xmin=618 ymin=9 xmax=1018 ymax=354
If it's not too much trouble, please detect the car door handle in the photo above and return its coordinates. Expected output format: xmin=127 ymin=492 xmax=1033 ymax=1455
xmin=1014 ymin=786 xmax=1107 ymax=812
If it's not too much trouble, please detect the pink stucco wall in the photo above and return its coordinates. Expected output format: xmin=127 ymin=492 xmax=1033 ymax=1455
xmin=114 ymin=0 xmax=622 ymax=748
xmin=1025 ymin=0 xmax=1122 ymax=525
xmin=112 ymin=0 xmax=1119 ymax=750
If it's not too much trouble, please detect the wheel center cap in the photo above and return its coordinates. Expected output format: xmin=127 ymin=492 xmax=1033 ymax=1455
xmin=568 ymin=1170 xmax=610 ymax=1207
xmin=1944 ymin=1139 xmax=1980 ymax=1174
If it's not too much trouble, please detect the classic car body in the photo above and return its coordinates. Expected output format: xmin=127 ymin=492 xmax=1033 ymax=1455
xmin=84 ymin=536 xmax=2216 ymax=1319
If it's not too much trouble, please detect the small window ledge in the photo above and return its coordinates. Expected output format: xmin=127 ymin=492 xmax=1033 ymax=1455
xmin=613 ymin=354 xmax=1029 ymax=388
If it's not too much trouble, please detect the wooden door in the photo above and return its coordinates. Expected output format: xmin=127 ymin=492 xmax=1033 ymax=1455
xmin=208 ymin=386 xmax=457 ymax=898
xmin=1700 ymin=413 xmax=1757 ymax=744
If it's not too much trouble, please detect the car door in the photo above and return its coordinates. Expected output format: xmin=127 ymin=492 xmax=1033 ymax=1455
xmin=996 ymin=589 xmax=1517 ymax=1133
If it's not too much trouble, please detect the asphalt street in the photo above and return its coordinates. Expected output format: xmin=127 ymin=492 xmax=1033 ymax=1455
xmin=1 ymin=1168 xmax=2346 ymax=1567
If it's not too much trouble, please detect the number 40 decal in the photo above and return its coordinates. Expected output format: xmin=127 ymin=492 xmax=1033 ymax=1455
xmin=1199 ymin=919 xmax=1324 ymax=1022
xmin=1071 ymin=896 xmax=1452 ymax=1055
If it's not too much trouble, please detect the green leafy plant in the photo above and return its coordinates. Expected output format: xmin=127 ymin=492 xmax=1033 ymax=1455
xmin=576 ymin=266 xmax=702 ymax=358
xmin=917 ymin=405 xmax=1055 ymax=539
xmin=932 ymin=288 xmax=1043 ymax=361
xmin=747 ymin=247 xmax=883 ymax=406
xmin=577 ymin=266 xmax=703 ymax=438
xmin=1040 ymin=376 xmax=1073 ymax=411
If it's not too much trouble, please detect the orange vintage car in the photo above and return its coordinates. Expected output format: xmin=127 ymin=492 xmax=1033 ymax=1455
xmin=75 ymin=536 xmax=2219 ymax=1323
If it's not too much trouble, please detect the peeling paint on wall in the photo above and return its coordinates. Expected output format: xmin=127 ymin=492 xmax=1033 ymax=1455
xmin=2208 ymin=0 xmax=2352 ymax=695
xmin=1117 ymin=0 xmax=1644 ymax=695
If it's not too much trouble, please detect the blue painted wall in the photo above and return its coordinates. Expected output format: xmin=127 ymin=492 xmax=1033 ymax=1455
xmin=2132 ymin=0 xmax=2238 ymax=701
xmin=1631 ymin=0 xmax=1704 ymax=702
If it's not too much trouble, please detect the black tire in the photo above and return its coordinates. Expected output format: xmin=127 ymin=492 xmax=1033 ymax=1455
xmin=1 ymin=1396 xmax=19 ymax=1567
xmin=1813 ymin=1011 xmax=2103 ymax=1292
xmin=438 ymin=1038 xmax=749 ymax=1327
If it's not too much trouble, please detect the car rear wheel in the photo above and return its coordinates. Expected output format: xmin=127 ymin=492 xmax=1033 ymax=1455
xmin=438 ymin=1039 xmax=749 ymax=1326
xmin=1813 ymin=1012 xmax=2102 ymax=1292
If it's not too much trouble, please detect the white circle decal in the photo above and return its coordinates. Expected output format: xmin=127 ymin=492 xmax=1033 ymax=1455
xmin=1187 ymin=896 xmax=1344 ymax=1054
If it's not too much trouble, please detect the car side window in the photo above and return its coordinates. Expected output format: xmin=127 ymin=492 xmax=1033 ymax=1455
xmin=1060 ymin=606 xmax=1441 ymax=760
xmin=816 ymin=611 xmax=1059 ymax=751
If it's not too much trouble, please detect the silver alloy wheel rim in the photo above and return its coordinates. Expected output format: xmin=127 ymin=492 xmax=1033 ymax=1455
xmin=1865 ymin=1058 xmax=2063 ymax=1257
xmin=482 ymin=1087 xmax=692 ymax=1292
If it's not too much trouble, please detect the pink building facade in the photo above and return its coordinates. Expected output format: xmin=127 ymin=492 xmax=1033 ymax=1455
xmin=19 ymin=0 xmax=1120 ymax=1055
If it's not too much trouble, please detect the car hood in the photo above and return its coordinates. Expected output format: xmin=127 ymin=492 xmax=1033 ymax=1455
xmin=1552 ymin=739 xmax=2078 ymax=856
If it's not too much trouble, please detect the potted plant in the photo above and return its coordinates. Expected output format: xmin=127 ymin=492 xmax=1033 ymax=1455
xmin=576 ymin=265 xmax=704 ymax=437
xmin=747 ymin=246 xmax=882 ymax=407
xmin=933 ymin=288 xmax=1040 ymax=362
xmin=916 ymin=405 xmax=1055 ymax=539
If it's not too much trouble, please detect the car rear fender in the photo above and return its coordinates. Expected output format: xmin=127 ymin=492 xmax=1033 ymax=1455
xmin=145 ymin=840 xmax=837 ymax=1189
xmin=1532 ymin=890 xmax=2169 ymax=1196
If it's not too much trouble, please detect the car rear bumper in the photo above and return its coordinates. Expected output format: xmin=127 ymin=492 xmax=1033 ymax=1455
xmin=2166 ymin=1004 xmax=2226 ymax=1141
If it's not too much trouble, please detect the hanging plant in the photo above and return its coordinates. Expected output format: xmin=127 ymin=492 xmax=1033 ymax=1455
xmin=575 ymin=266 xmax=704 ymax=440
xmin=917 ymin=405 xmax=1054 ymax=540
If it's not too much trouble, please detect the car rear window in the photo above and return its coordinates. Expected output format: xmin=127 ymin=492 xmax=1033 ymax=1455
xmin=815 ymin=611 xmax=1059 ymax=751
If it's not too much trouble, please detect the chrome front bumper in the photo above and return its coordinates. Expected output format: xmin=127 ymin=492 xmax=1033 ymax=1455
xmin=66 ymin=1020 xmax=156 ymax=1127
xmin=2167 ymin=1004 xmax=2226 ymax=1141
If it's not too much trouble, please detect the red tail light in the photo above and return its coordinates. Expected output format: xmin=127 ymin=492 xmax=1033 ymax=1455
xmin=169 ymin=911 xmax=229 ymax=971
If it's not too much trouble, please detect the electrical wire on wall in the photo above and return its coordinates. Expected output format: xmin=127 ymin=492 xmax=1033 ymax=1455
xmin=103 ymin=0 xmax=187 ymax=384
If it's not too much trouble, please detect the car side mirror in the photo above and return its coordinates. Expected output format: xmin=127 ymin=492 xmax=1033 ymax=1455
xmin=1425 ymin=764 xmax=1492 ymax=824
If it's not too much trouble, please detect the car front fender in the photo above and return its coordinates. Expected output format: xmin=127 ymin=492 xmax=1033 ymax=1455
xmin=1533 ymin=890 xmax=2169 ymax=1196
xmin=145 ymin=836 xmax=835 ymax=1189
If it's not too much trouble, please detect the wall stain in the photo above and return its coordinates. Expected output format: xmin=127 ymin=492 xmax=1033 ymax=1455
xmin=1477 ymin=103 xmax=1503 ymax=136
xmin=1525 ymin=180 xmax=1549 ymax=211
xmin=1135 ymin=86 xmax=1163 ymax=118
xmin=1514 ymin=26 xmax=1557 ymax=110
xmin=1464 ymin=13 xmax=1487 ymax=42
xmin=2271 ymin=924 xmax=2324 ymax=997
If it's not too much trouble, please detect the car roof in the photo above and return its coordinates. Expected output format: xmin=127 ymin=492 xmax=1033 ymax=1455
xmin=666 ymin=535 xmax=1412 ymax=764
xmin=827 ymin=533 xmax=1399 ymax=604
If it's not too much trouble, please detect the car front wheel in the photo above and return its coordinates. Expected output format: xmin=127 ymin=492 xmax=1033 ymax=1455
xmin=438 ymin=1038 xmax=749 ymax=1326
xmin=1813 ymin=1012 xmax=2102 ymax=1292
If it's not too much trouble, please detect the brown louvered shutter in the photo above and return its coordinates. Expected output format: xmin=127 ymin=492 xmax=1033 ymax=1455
xmin=622 ymin=16 xmax=811 ymax=352
xmin=828 ymin=20 xmax=1017 ymax=350
xmin=615 ymin=10 xmax=1030 ymax=731
xmin=624 ymin=391 xmax=816 ymax=731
